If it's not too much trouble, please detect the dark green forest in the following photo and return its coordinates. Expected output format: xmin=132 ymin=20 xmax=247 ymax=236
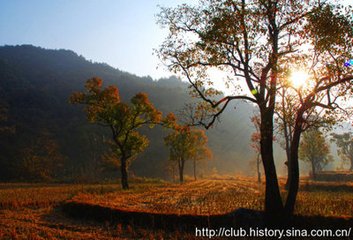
xmin=0 ymin=45 xmax=255 ymax=182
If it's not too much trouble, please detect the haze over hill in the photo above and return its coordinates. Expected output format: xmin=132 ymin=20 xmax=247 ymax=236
xmin=0 ymin=45 xmax=257 ymax=182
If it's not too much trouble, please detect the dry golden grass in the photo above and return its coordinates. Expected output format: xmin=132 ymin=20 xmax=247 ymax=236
xmin=0 ymin=177 xmax=352 ymax=239
xmin=0 ymin=183 xmax=119 ymax=210
xmin=69 ymin=178 xmax=353 ymax=218
xmin=70 ymin=178 xmax=264 ymax=216
xmin=0 ymin=183 xmax=142 ymax=239
xmin=0 ymin=182 xmax=199 ymax=239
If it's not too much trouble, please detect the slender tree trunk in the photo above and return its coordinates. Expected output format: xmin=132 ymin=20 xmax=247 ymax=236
xmin=311 ymin=160 xmax=316 ymax=179
xmin=350 ymin=157 xmax=353 ymax=171
xmin=256 ymin=153 xmax=261 ymax=183
xmin=178 ymin=158 xmax=184 ymax=183
xmin=193 ymin=159 xmax=197 ymax=180
xmin=260 ymin=109 xmax=284 ymax=219
xmin=281 ymin=88 xmax=292 ymax=190
xmin=120 ymin=156 xmax=129 ymax=189
xmin=172 ymin=164 xmax=176 ymax=182
xmin=284 ymin=146 xmax=291 ymax=190
xmin=284 ymin=108 xmax=304 ymax=216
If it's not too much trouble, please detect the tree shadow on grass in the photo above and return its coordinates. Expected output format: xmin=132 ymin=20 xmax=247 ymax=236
xmin=61 ymin=201 xmax=352 ymax=233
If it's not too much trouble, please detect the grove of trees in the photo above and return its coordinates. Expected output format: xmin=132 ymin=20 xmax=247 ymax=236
xmin=157 ymin=0 xmax=353 ymax=218
xmin=0 ymin=45 xmax=254 ymax=182
xmin=21 ymin=130 xmax=66 ymax=181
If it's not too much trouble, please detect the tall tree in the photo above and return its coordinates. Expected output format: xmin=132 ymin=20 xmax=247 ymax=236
xmin=250 ymin=115 xmax=262 ymax=183
xmin=70 ymin=78 xmax=162 ymax=189
xmin=158 ymin=0 xmax=353 ymax=218
xmin=275 ymin=78 xmax=335 ymax=188
xmin=331 ymin=132 xmax=353 ymax=171
xmin=164 ymin=126 xmax=211 ymax=183
xmin=299 ymin=129 xmax=332 ymax=179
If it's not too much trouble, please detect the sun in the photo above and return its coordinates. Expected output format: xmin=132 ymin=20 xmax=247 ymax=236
xmin=289 ymin=70 xmax=309 ymax=88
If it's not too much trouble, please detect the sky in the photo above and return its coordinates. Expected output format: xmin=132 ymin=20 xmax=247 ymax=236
xmin=0 ymin=0 xmax=351 ymax=81
xmin=0 ymin=0 xmax=194 ymax=79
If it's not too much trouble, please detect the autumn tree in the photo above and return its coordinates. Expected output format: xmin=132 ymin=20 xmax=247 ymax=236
xmin=299 ymin=129 xmax=332 ymax=179
xmin=158 ymin=0 xmax=353 ymax=218
xmin=331 ymin=132 xmax=353 ymax=171
xmin=250 ymin=115 xmax=262 ymax=183
xmin=191 ymin=130 xmax=212 ymax=180
xmin=70 ymin=77 xmax=162 ymax=189
xmin=176 ymin=103 xmax=213 ymax=180
xmin=164 ymin=126 xmax=211 ymax=183
xmin=21 ymin=130 xmax=66 ymax=181
xmin=275 ymin=79 xmax=335 ymax=188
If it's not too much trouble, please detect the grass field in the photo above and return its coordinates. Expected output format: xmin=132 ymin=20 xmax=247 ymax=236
xmin=0 ymin=177 xmax=352 ymax=239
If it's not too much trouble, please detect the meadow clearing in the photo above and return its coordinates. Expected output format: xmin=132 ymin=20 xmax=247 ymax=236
xmin=0 ymin=177 xmax=352 ymax=239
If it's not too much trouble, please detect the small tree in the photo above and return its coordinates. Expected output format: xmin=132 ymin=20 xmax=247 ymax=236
xmin=250 ymin=115 xmax=262 ymax=183
xmin=331 ymin=132 xmax=353 ymax=171
xmin=21 ymin=130 xmax=66 ymax=181
xmin=191 ymin=130 xmax=212 ymax=180
xmin=299 ymin=129 xmax=332 ymax=179
xmin=70 ymin=77 xmax=162 ymax=189
xmin=164 ymin=126 xmax=211 ymax=183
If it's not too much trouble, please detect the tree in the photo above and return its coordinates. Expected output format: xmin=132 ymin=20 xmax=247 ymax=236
xmin=21 ymin=130 xmax=66 ymax=181
xmin=275 ymin=82 xmax=297 ymax=189
xmin=164 ymin=126 xmax=211 ymax=183
xmin=176 ymin=103 xmax=213 ymax=180
xmin=250 ymin=115 xmax=262 ymax=183
xmin=0 ymin=102 xmax=15 ymax=134
xmin=299 ymin=129 xmax=332 ymax=179
xmin=158 ymin=0 xmax=353 ymax=218
xmin=70 ymin=77 xmax=162 ymax=189
xmin=331 ymin=132 xmax=353 ymax=171
xmin=275 ymin=80 xmax=335 ymax=189
xmin=191 ymin=129 xmax=212 ymax=180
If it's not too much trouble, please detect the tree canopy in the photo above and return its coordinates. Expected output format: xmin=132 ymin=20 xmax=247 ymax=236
xmin=164 ymin=125 xmax=211 ymax=183
xmin=70 ymin=77 xmax=162 ymax=189
xmin=299 ymin=128 xmax=332 ymax=178
xmin=158 ymin=0 xmax=353 ymax=218
xmin=331 ymin=132 xmax=353 ymax=171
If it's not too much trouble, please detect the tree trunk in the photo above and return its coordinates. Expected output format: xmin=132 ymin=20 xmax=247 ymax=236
xmin=256 ymin=153 xmax=261 ymax=183
xmin=120 ymin=157 xmax=129 ymax=189
xmin=193 ymin=159 xmax=197 ymax=180
xmin=284 ymin=147 xmax=291 ymax=190
xmin=311 ymin=160 xmax=316 ymax=179
xmin=172 ymin=164 xmax=176 ymax=182
xmin=281 ymin=88 xmax=292 ymax=190
xmin=284 ymin=108 xmax=304 ymax=216
xmin=350 ymin=157 xmax=353 ymax=171
xmin=260 ymin=109 xmax=284 ymax=219
xmin=178 ymin=158 xmax=184 ymax=183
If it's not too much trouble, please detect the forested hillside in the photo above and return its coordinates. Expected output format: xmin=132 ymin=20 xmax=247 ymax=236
xmin=0 ymin=45 xmax=254 ymax=181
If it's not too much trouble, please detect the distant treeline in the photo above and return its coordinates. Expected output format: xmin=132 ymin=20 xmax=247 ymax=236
xmin=0 ymin=45 xmax=254 ymax=182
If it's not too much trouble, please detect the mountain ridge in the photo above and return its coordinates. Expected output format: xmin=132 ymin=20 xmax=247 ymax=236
xmin=0 ymin=44 xmax=254 ymax=181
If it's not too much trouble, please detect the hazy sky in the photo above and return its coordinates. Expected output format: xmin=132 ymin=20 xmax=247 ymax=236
xmin=0 ymin=0 xmax=193 ymax=79
xmin=0 ymin=0 xmax=350 ymax=80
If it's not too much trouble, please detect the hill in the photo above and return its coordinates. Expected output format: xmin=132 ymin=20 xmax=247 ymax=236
xmin=0 ymin=45 xmax=255 ymax=181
